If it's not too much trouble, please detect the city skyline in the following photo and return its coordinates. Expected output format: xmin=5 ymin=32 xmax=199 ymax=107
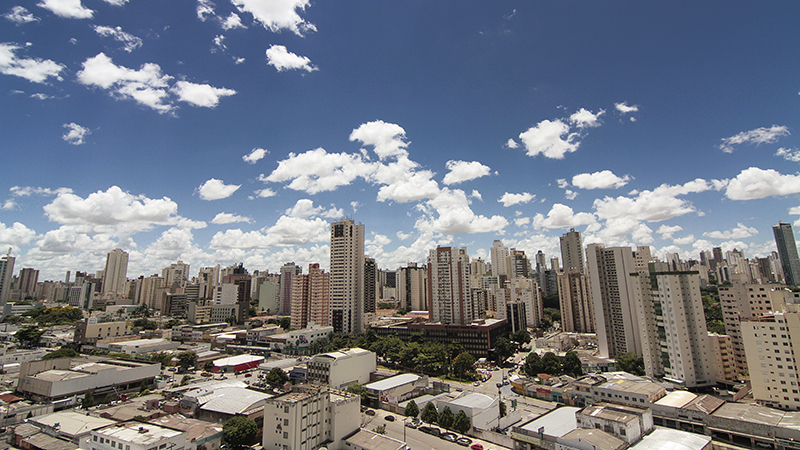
xmin=2 ymin=2 xmax=800 ymax=280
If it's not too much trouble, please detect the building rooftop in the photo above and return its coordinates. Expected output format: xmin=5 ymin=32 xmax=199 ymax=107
xmin=24 ymin=431 xmax=78 ymax=450
xmin=345 ymin=429 xmax=406 ymax=450
xmin=580 ymin=402 xmax=647 ymax=424
xmin=314 ymin=347 xmax=372 ymax=360
xmin=111 ymin=338 xmax=168 ymax=347
xmin=683 ymin=394 xmax=725 ymax=415
xmin=449 ymin=392 xmax=495 ymax=410
xmin=198 ymin=387 xmax=272 ymax=415
xmin=778 ymin=411 xmax=800 ymax=431
xmin=519 ymin=406 xmax=580 ymax=438
xmin=629 ymin=428 xmax=711 ymax=450
xmin=273 ymin=391 xmax=313 ymax=404
xmin=365 ymin=373 xmax=421 ymax=391
xmin=31 ymin=411 xmax=116 ymax=437
xmin=146 ymin=414 xmax=223 ymax=442
xmin=213 ymin=354 xmax=264 ymax=367
xmin=95 ymin=422 xmax=184 ymax=446
xmin=710 ymin=402 xmax=785 ymax=427
xmin=654 ymin=391 xmax=697 ymax=408
xmin=559 ymin=428 xmax=626 ymax=450
xmin=595 ymin=379 xmax=665 ymax=397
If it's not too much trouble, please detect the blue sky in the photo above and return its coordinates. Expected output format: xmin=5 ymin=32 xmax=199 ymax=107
xmin=1 ymin=0 xmax=799 ymax=281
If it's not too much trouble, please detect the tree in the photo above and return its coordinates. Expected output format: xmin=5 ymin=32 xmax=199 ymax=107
xmin=372 ymin=424 xmax=386 ymax=435
xmin=452 ymin=352 xmax=476 ymax=379
xmin=494 ymin=338 xmax=515 ymax=363
xmin=16 ymin=326 xmax=45 ymax=348
xmin=265 ymin=367 xmax=289 ymax=387
xmin=510 ymin=329 xmax=531 ymax=346
xmin=222 ymin=416 xmax=258 ymax=448
xmin=405 ymin=399 xmax=419 ymax=418
xmin=499 ymin=401 xmax=507 ymax=417
xmin=345 ymin=382 xmax=368 ymax=402
xmin=204 ymin=361 xmax=215 ymax=371
xmin=562 ymin=351 xmax=583 ymax=376
xmin=279 ymin=317 xmax=291 ymax=330
xmin=523 ymin=352 xmax=543 ymax=377
xmin=150 ymin=352 xmax=173 ymax=368
xmin=132 ymin=304 xmax=151 ymax=318
xmin=541 ymin=352 xmax=561 ymax=375
xmin=42 ymin=348 xmax=78 ymax=360
xmin=453 ymin=410 xmax=471 ymax=434
xmin=176 ymin=351 xmax=197 ymax=370
xmin=421 ymin=402 xmax=438 ymax=424
xmin=616 ymin=352 xmax=645 ymax=376
xmin=438 ymin=406 xmax=454 ymax=429
xmin=180 ymin=375 xmax=192 ymax=386
xmin=83 ymin=391 xmax=95 ymax=409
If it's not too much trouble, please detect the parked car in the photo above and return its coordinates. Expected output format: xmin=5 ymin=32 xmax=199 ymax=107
xmin=456 ymin=437 xmax=472 ymax=447
xmin=385 ymin=415 xmax=395 ymax=422
xmin=441 ymin=432 xmax=458 ymax=442
xmin=419 ymin=426 xmax=441 ymax=436
xmin=473 ymin=381 xmax=480 ymax=386
xmin=471 ymin=444 xmax=483 ymax=450
xmin=365 ymin=409 xmax=375 ymax=416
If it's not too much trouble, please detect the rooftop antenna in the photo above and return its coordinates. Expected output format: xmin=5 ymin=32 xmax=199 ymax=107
xmin=5 ymin=248 xmax=9 ymax=256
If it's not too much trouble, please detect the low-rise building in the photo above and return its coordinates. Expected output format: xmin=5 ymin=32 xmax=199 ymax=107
xmin=145 ymin=415 xmax=223 ymax=450
xmin=575 ymin=402 xmax=652 ymax=445
xmin=556 ymin=429 xmax=626 ymax=450
xmin=591 ymin=375 xmax=666 ymax=407
xmin=29 ymin=410 xmax=116 ymax=444
xmin=344 ymin=429 xmax=406 ymax=450
xmin=75 ymin=319 xmax=133 ymax=344
xmin=370 ymin=318 xmax=510 ymax=358
xmin=90 ymin=421 xmax=187 ymax=450
xmin=364 ymin=373 xmax=428 ymax=409
xmin=211 ymin=354 xmax=264 ymax=373
xmin=435 ymin=392 xmax=498 ymax=431
xmin=651 ymin=391 xmax=724 ymax=435
xmin=306 ymin=348 xmax=376 ymax=389
xmin=105 ymin=338 xmax=181 ymax=355
xmin=511 ymin=407 xmax=581 ymax=450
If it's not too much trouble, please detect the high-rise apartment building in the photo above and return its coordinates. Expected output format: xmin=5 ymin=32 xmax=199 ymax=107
xmin=632 ymin=262 xmax=716 ymax=388
xmin=587 ymin=244 xmax=641 ymax=358
xmin=490 ymin=240 xmax=510 ymax=278
xmin=197 ymin=265 xmax=220 ymax=299
xmin=774 ymin=222 xmax=800 ymax=287
xmin=16 ymin=267 xmax=38 ymax=300
xmin=364 ymin=257 xmax=377 ymax=315
xmin=428 ymin=246 xmax=472 ymax=325
xmin=560 ymin=228 xmax=586 ymax=274
xmin=0 ymin=254 xmax=16 ymax=308
xmin=330 ymin=219 xmax=365 ymax=335
xmin=509 ymin=249 xmax=530 ymax=279
xmin=102 ymin=249 xmax=128 ymax=295
xmin=279 ymin=262 xmax=301 ymax=316
xmin=558 ymin=268 xmax=594 ymax=333
xmin=291 ymin=263 xmax=330 ymax=330
xmin=162 ymin=260 xmax=190 ymax=287
xmin=397 ymin=263 xmax=427 ymax=311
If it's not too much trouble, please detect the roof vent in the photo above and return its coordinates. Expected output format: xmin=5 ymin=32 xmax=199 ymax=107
xmin=138 ymin=427 xmax=148 ymax=433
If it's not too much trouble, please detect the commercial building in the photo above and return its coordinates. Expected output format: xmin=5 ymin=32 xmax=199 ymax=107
xmin=428 ymin=246 xmax=473 ymax=325
xmin=262 ymin=324 xmax=333 ymax=351
xmin=370 ymin=318 xmax=510 ymax=358
xmin=575 ymin=402 xmax=653 ymax=445
xmin=435 ymin=391 xmax=498 ymax=431
xmin=90 ymin=421 xmax=186 ymax=450
xmin=105 ymin=338 xmax=181 ymax=355
xmin=211 ymin=354 xmax=264 ymax=373
xmin=306 ymin=347 xmax=376 ymax=389
xmin=74 ymin=319 xmax=133 ymax=344
xmin=774 ymin=222 xmax=800 ymax=286
xmin=330 ymin=219 xmax=365 ymax=335
xmin=262 ymin=385 xmax=360 ymax=450
xmin=364 ymin=373 xmax=428 ymax=409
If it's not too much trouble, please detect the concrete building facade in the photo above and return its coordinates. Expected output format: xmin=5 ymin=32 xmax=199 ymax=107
xmin=329 ymin=219 xmax=365 ymax=335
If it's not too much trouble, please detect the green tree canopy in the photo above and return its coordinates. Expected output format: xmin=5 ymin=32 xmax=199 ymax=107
xmin=41 ymin=347 xmax=79 ymax=360
xmin=494 ymin=337 xmax=515 ymax=362
xmin=150 ymin=352 xmax=173 ymax=367
xmin=562 ymin=351 xmax=583 ymax=376
xmin=523 ymin=352 xmax=542 ymax=377
xmin=616 ymin=352 xmax=645 ymax=376
xmin=509 ymin=329 xmax=531 ymax=346
xmin=176 ymin=351 xmax=197 ymax=369
xmin=405 ymin=399 xmax=419 ymax=418
xmin=421 ymin=402 xmax=438 ymax=424
xmin=345 ymin=382 xmax=368 ymax=402
xmin=438 ymin=406 xmax=454 ymax=429
xmin=452 ymin=352 xmax=476 ymax=379
xmin=16 ymin=326 xmax=45 ymax=348
xmin=541 ymin=352 xmax=561 ymax=375
xmin=222 ymin=416 xmax=258 ymax=448
xmin=453 ymin=410 xmax=471 ymax=434
xmin=265 ymin=367 xmax=289 ymax=387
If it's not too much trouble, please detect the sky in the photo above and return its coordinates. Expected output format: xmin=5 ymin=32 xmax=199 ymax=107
xmin=1 ymin=0 xmax=800 ymax=281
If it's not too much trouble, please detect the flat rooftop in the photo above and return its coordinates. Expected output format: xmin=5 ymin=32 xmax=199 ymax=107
xmin=710 ymin=402 xmax=784 ymax=427
xmin=96 ymin=422 xmax=183 ymax=446
xmin=630 ymin=428 xmax=711 ymax=450
xmin=345 ymin=429 xmax=405 ymax=450
xmin=365 ymin=373 xmax=420 ymax=391
xmin=519 ymin=406 xmax=580 ymax=438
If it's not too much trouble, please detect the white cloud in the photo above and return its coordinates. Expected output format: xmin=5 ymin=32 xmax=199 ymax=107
xmin=564 ymin=189 xmax=577 ymax=200
xmin=514 ymin=217 xmax=530 ymax=227
xmin=518 ymin=119 xmax=579 ymax=159
xmin=719 ymin=125 xmax=790 ymax=153
xmin=499 ymin=192 xmax=534 ymax=207
xmin=264 ymin=148 xmax=372 ymax=194
xmin=0 ymin=43 xmax=65 ymax=83
xmin=222 ymin=13 xmax=245 ymax=30
xmin=252 ymin=188 xmax=276 ymax=198
xmin=704 ymin=223 xmax=759 ymax=240
xmin=77 ymin=53 xmax=173 ymax=113
xmin=4 ymin=6 xmax=39 ymax=23
xmin=776 ymin=147 xmax=800 ymax=162
xmin=93 ymin=25 xmax=142 ymax=52
xmin=396 ymin=231 xmax=412 ymax=240
xmin=197 ymin=179 xmax=240 ymax=200
xmin=0 ymin=221 xmax=37 ymax=247
xmin=196 ymin=0 xmax=215 ymax=20
xmin=37 ymin=0 xmax=93 ymax=18
xmin=615 ymin=102 xmax=638 ymax=114
xmin=212 ymin=213 xmax=252 ymax=224
xmin=569 ymin=108 xmax=604 ymax=128
xmin=102 ymin=0 xmax=129 ymax=5
xmin=557 ymin=179 xmax=569 ymax=189
xmin=415 ymin=188 xmax=508 ymax=234
xmin=285 ymin=199 xmax=322 ymax=219
xmin=470 ymin=190 xmax=482 ymax=201
xmin=243 ymin=148 xmax=268 ymax=164
xmin=232 ymin=0 xmax=316 ymax=35
xmin=657 ymin=224 xmax=683 ymax=239
xmin=442 ymin=160 xmax=490 ymax=185
xmin=62 ymin=122 xmax=90 ymax=145
xmin=594 ymin=178 xmax=718 ymax=222
xmin=505 ymin=139 xmax=518 ymax=149
xmin=210 ymin=216 xmax=328 ymax=249
xmin=10 ymin=186 xmax=72 ymax=197
xmin=376 ymin=170 xmax=439 ymax=203
xmin=725 ymin=167 xmax=800 ymax=200
xmin=172 ymin=81 xmax=236 ymax=108
xmin=265 ymin=45 xmax=317 ymax=72
xmin=31 ymin=93 xmax=50 ymax=100
xmin=672 ymin=235 xmax=696 ymax=246
xmin=212 ymin=35 xmax=226 ymax=52
xmin=572 ymin=170 xmax=631 ymax=189
xmin=350 ymin=120 xmax=408 ymax=160
xmin=532 ymin=203 xmax=596 ymax=229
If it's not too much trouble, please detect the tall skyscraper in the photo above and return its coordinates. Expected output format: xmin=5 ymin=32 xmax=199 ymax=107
xmin=17 ymin=268 xmax=39 ymax=299
xmin=774 ymin=222 xmax=800 ymax=287
xmin=428 ymin=246 xmax=472 ymax=325
xmin=162 ymin=261 xmax=190 ymax=287
xmin=0 ymin=253 xmax=15 ymax=308
xmin=397 ymin=263 xmax=427 ymax=311
xmin=197 ymin=265 xmax=220 ymax=299
xmin=490 ymin=240 xmax=510 ymax=278
xmin=557 ymin=268 xmax=594 ymax=333
xmin=102 ymin=249 xmax=128 ymax=295
xmin=560 ymin=228 xmax=586 ymax=274
xmin=330 ymin=218 xmax=365 ymax=335
xmin=291 ymin=263 xmax=330 ymax=329
xmin=364 ymin=257 xmax=377 ymax=314
xmin=279 ymin=262 xmax=301 ymax=316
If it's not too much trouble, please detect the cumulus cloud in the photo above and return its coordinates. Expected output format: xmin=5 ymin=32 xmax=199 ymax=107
xmin=672 ymin=235 xmax=696 ymax=245
xmin=499 ymin=192 xmax=534 ymax=207
xmin=704 ymin=223 xmax=759 ymax=240
xmin=264 ymin=148 xmax=372 ymax=194
xmin=232 ymin=0 xmax=316 ymax=35
xmin=593 ymin=178 xmax=718 ymax=222
xmin=415 ymin=188 xmax=508 ymax=234
xmin=77 ymin=53 xmax=235 ymax=113
xmin=37 ymin=0 xmax=93 ymax=18
xmin=725 ymin=167 xmax=800 ymax=200
xmin=518 ymin=119 xmax=578 ymax=159
xmin=350 ymin=120 xmax=408 ymax=160
xmin=212 ymin=213 xmax=252 ymax=224
xmin=0 ymin=221 xmax=37 ymax=247
xmin=210 ymin=216 xmax=328 ymax=249
xmin=564 ymin=190 xmax=577 ymax=200
xmin=243 ymin=148 xmax=268 ymax=164
xmin=222 ymin=13 xmax=244 ymax=30
xmin=442 ymin=160 xmax=490 ymax=185
xmin=62 ymin=122 xmax=90 ymax=145
xmin=505 ymin=139 xmax=519 ymax=149
xmin=532 ymin=203 xmax=596 ymax=229
xmin=196 ymin=0 xmax=215 ymax=20
xmin=251 ymin=188 xmax=276 ymax=198
xmin=719 ymin=125 xmax=790 ymax=153
xmin=615 ymin=102 xmax=638 ymax=114
xmin=657 ymin=224 xmax=683 ymax=239
xmin=776 ymin=148 xmax=800 ymax=162
xmin=265 ymin=45 xmax=317 ymax=72
xmin=197 ymin=179 xmax=240 ymax=200
xmin=0 ymin=43 xmax=65 ymax=83
xmin=4 ymin=6 xmax=39 ymax=23
xmin=172 ymin=81 xmax=236 ymax=108
xmin=572 ymin=170 xmax=631 ymax=189
xmin=93 ymin=25 xmax=142 ymax=52
xmin=569 ymin=108 xmax=604 ymax=128
xmin=470 ymin=190 xmax=482 ymax=201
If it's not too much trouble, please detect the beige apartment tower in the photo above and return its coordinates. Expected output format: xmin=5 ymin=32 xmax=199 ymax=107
xmin=329 ymin=219 xmax=365 ymax=335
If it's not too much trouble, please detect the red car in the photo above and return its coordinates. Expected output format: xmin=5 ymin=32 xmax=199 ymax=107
xmin=471 ymin=444 xmax=483 ymax=450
